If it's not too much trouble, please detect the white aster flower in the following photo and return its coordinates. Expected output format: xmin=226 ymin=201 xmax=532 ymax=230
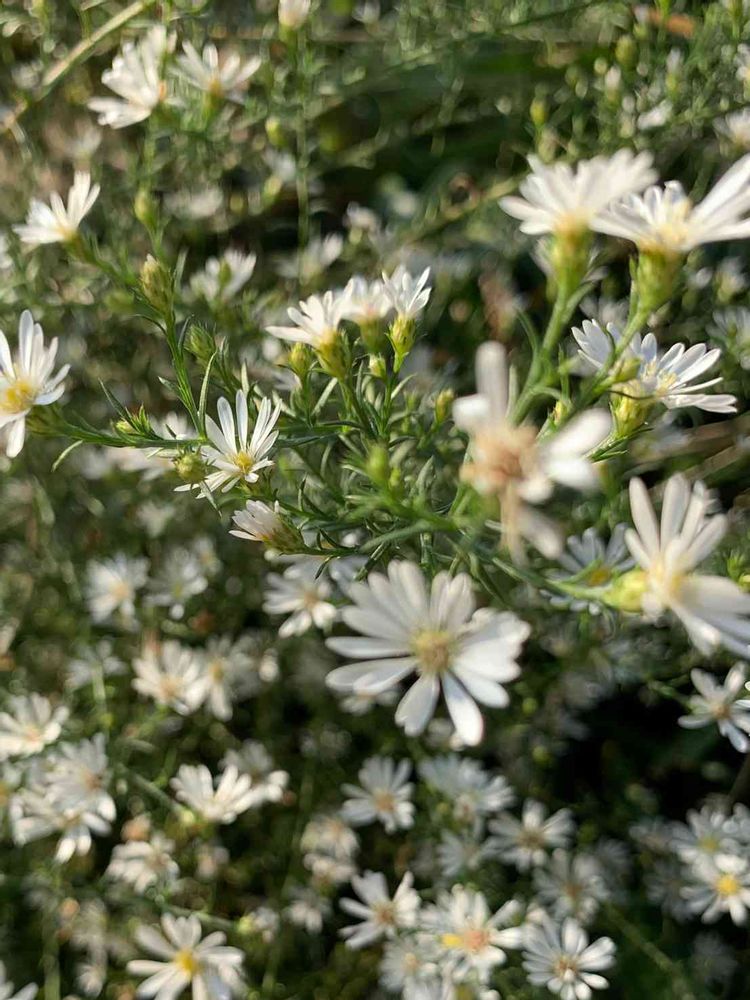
xmin=488 ymin=800 xmax=574 ymax=871
xmin=719 ymin=109 xmax=750 ymax=150
xmin=278 ymin=0 xmax=312 ymax=29
xmin=47 ymin=735 xmax=115 ymax=825
xmin=423 ymin=886 xmax=523 ymax=983
xmin=0 ymin=309 xmax=70 ymax=457
xmin=198 ymin=636 xmax=260 ymax=720
xmin=301 ymin=813 xmax=359 ymax=860
xmin=127 ymin=914 xmax=244 ymax=1000
xmin=381 ymin=266 xmax=431 ymax=320
xmin=171 ymin=764 xmax=256 ymax=824
xmin=89 ymin=26 xmax=173 ymax=129
xmin=148 ymin=548 xmax=208 ymax=619
xmin=670 ymin=806 xmax=738 ymax=864
xmin=327 ymin=560 xmax=529 ymax=745
xmin=230 ymin=500 xmax=294 ymax=547
xmin=550 ymin=525 xmax=633 ymax=611
xmin=266 ymin=290 xmax=350 ymax=347
xmin=533 ymin=850 xmax=609 ymax=923
xmin=220 ymin=741 xmax=289 ymax=806
xmin=14 ymin=172 xmax=99 ymax=246
xmin=0 ymin=962 xmax=37 ymax=1000
xmin=341 ymin=276 xmax=391 ymax=325
xmin=418 ymin=754 xmax=515 ymax=825
xmin=176 ymin=42 xmax=260 ymax=101
xmin=437 ymin=830 xmax=494 ymax=878
xmin=679 ymin=665 xmax=750 ymax=752
xmin=453 ymin=342 xmax=610 ymax=560
xmin=199 ymin=391 xmax=280 ymax=493
xmin=684 ymin=853 xmax=750 ymax=925
xmin=625 ymin=474 xmax=750 ymax=656
xmin=341 ymin=756 xmax=415 ymax=833
xmin=285 ymin=887 xmax=332 ymax=933
xmin=0 ymin=694 xmax=68 ymax=759
xmin=107 ymin=834 xmax=179 ymax=893
xmin=592 ymin=156 xmax=750 ymax=254
xmin=132 ymin=640 xmax=207 ymax=714
xmin=264 ymin=559 xmax=338 ymax=638
xmin=522 ymin=916 xmax=615 ymax=1000
xmin=276 ymin=234 xmax=344 ymax=283
xmin=499 ymin=150 xmax=655 ymax=237
xmin=190 ymin=250 xmax=257 ymax=303
xmin=11 ymin=783 xmax=112 ymax=863
xmin=379 ymin=938 xmax=440 ymax=999
xmin=340 ymin=871 xmax=420 ymax=949
xmin=86 ymin=554 xmax=149 ymax=624
xmin=573 ymin=320 xmax=737 ymax=414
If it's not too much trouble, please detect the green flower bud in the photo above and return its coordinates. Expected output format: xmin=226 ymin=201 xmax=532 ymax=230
xmin=434 ymin=388 xmax=455 ymax=424
xmin=632 ymin=248 xmax=682 ymax=317
xmin=388 ymin=315 xmax=416 ymax=372
xmin=369 ymin=354 xmax=387 ymax=379
xmin=366 ymin=444 xmax=390 ymax=486
xmin=602 ymin=568 xmax=647 ymax=613
xmin=288 ymin=342 xmax=313 ymax=380
xmin=615 ymin=35 xmax=637 ymax=69
xmin=315 ymin=328 xmax=349 ymax=381
xmin=174 ymin=451 xmax=208 ymax=486
xmin=134 ymin=188 xmax=158 ymax=231
xmin=140 ymin=254 xmax=173 ymax=314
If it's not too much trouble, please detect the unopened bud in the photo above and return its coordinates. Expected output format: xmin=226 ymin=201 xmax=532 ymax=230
xmin=288 ymin=342 xmax=313 ymax=379
xmin=434 ymin=388 xmax=455 ymax=424
xmin=602 ymin=568 xmax=647 ymax=613
xmin=366 ymin=444 xmax=390 ymax=486
xmin=134 ymin=188 xmax=158 ymax=231
xmin=388 ymin=315 xmax=417 ymax=372
xmin=633 ymin=248 xmax=682 ymax=317
xmin=315 ymin=328 xmax=349 ymax=381
xmin=174 ymin=451 xmax=207 ymax=486
xmin=530 ymin=97 xmax=547 ymax=128
xmin=140 ymin=254 xmax=173 ymax=314
xmin=369 ymin=354 xmax=387 ymax=379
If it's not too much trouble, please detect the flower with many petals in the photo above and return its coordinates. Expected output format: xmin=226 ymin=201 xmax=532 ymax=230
xmin=680 ymin=665 xmax=750 ymax=752
xmin=340 ymin=871 xmax=420 ymax=949
xmin=521 ymin=917 xmax=615 ymax=1000
xmin=176 ymin=42 xmax=260 ymax=101
xmin=89 ymin=26 xmax=173 ymax=129
xmin=14 ymin=172 xmax=99 ymax=246
xmin=199 ymin=391 xmax=280 ymax=493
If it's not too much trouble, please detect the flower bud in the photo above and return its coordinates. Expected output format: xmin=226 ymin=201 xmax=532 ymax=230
xmin=434 ymin=388 xmax=454 ymax=424
xmin=174 ymin=451 xmax=207 ymax=486
xmin=632 ymin=248 xmax=682 ymax=317
xmin=369 ymin=353 xmax=387 ymax=379
xmin=288 ymin=342 xmax=313 ymax=380
xmin=366 ymin=444 xmax=390 ymax=486
xmin=140 ymin=254 xmax=173 ymax=314
xmin=134 ymin=188 xmax=158 ymax=231
xmin=602 ymin=568 xmax=647 ymax=613
xmin=315 ymin=328 xmax=349 ymax=381
xmin=388 ymin=315 xmax=416 ymax=372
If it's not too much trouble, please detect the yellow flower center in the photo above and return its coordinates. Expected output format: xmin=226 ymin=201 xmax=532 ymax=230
xmin=554 ymin=956 xmax=579 ymax=977
xmin=413 ymin=629 xmax=455 ymax=675
xmin=442 ymin=928 xmax=490 ymax=954
xmin=233 ymin=451 xmax=256 ymax=476
xmin=174 ymin=949 xmax=200 ymax=977
xmin=716 ymin=874 xmax=740 ymax=897
xmin=373 ymin=790 xmax=396 ymax=812
xmin=463 ymin=424 xmax=538 ymax=495
xmin=584 ymin=565 xmax=613 ymax=587
xmin=0 ymin=378 xmax=36 ymax=415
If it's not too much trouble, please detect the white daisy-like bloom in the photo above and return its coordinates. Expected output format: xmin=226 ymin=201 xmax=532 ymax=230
xmin=453 ymin=342 xmax=610 ymax=560
xmin=624 ymin=474 xmax=750 ymax=657
xmin=550 ymin=525 xmax=633 ymax=612
xmin=488 ymin=800 xmax=575 ymax=871
xmin=266 ymin=290 xmax=350 ymax=348
xmin=381 ymin=266 xmax=431 ymax=320
xmin=176 ymin=42 xmax=260 ymax=101
xmin=592 ymin=156 xmax=750 ymax=254
xmin=230 ymin=500 xmax=292 ymax=546
xmin=107 ymin=834 xmax=179 ymax=893
xmin=679 ymin=665 xmax=750 ymax=753
xmin=276 ymin=234 xmax=344 ymax=283
xmin=220 ymin=741 xmax=289 ymax=806
xmin=422 ymin=886 xmax=523 ymax=984
xmin=284 ymin=887 xmax=332 ymax=933
xmin=132 ymin=640 xmax=207 ymax=715
xmin=278 ymin=0 xmax=312 ymax=29
xmin=86 ymin=554 xmax=149 ymax=624
xmin=47 ymin=735 xmax=115 ymax=825
xmin=264 ymin=559 xmax=338 ymax=638
xmin=684 ymin=853 xmax=750 ymax=925
xmin=499 ymin=150 xmax=655 ymax=237
xmin=338 ymin=687 xmax=398 ymax=716
xmin=521 ymin=916 xmax=615 ymax=1000
xmin=379 ymin=938 xmax=440 ymax=999
xmin=0 ymin=962 xmax=37 ymax=1000
xmin=198 ymin=636 xmax=259 ymax=721
xmin=573 ymin=320 xmax=737 ymax=414
xmin=148 ymin=548 xmax=208 ymax=619
xmin=341 ymin=276 xmax=391 ymax=325
xmin=327 ymin=560 xmax=528 ymax=745
xmin=66 ymin=640 xmax=126 ymax=690
xmin=670 ymin=806 xmax=738 ymax=864
xmin=14 ymin=172 xmax=99 ymax=246
xmin=533 ymin=850 xmax=609 ymax=924
xmin=300 ymin=813 xmax=359 ymax=861
xmin=437 ymin=830 xmax=494 ymax=878
xmin=88 ymin=26 xmax=173 ymax=129
xmin=11 ymin=782 xmax=113 ymax=863
xmin=418 ymin=755 xmax=515 ymax=825
xmin=127 ymin=913 xmax=244 ymax=1000
xmin=719 ymin=109 xmax=750 ymax=150
xmin=189 ymin=250 xmax=257 ymax=303
xmin=341 ymin=756 xmax=415 ymax=833
xmin=199 ymin=391 xmax=280 ymax=493
xmin=0 ymin=694 xmax=68 ymax=759
xmin=0 ymin=310 xmax=70 ymax=458
xmin=340 ymin=871 xmax=420 ymax=949
xmin=171 ymin=764 xmax=256 ymax=824
xmin=304 ymin=852 xmax=356 ymax=887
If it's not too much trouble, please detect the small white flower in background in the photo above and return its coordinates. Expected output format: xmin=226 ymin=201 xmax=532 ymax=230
xmin=453 ymin=342 xmax=610 ymax=561
xmin=148 ymin=548 xmax=208 ymax=619
xmin=592 ymin=155 xmax=750 ymax=253
xmin=266 ymin=289 xmax=349 ymax=348
xmin=690 ymin=930 xmax=738 ymax=989
xmin=381 ymin=265 xmax=431 ymax=320
xmin=190 ymin=250 xmax=257 ymax=303
xmin=533 ymin=850 xmax=609 ymax=923
xmin=47 ymin=735 xmax=115 ymax=824
xmin=127 ymin=913 xmax=244 ymax=1000
xmin=0 ymin=694 xmax=68 ymax=759
xmin=107 ymin=833 xmax=179 ymax=893
xmin=89 ymin=25 xmax=174 ymax=129
xmin=277 ymin=234 xmax=343 ymax=283
xmin=301 ymin=813 xmax=359 ymax=862
xmin=341 ymin=756 xmax=415 ymax=833
xmin=488 ymin=799 xmax=574 ymax=871
xmin=264 ymin=559 xmax=338 ymax=637
xmin=304 ymin=851 xmax=356 ymax=887
xmin=220 ymin=740 xmax=289 ymax=806
xmin=684 ymin=853 xmax=750 ymax=925
xmin=338 ymin=686 xmax=398 ymax=716
xmin=340 ymin=871 xmax=420 ymax=949
xmin=14 ymin=172 xmax=99 ymax=246
xmin=341 ymin=275 xmax=391 ymax=325
xmin=573 ymin=320 xmax=737 ymax=414
xmin=625 ymin=475 xmax=750 ymax=656
xmin=132 ymin=640 xmax=206 ymax=714
xmin=86 ymin=554 xmax=149 ymax=624
xmin=437 ymin=830 xmax=495 ymax=878
xmin=231 ymin=499 xmax=296 ymax=548
xmin=0 ymin=309 xmax=70 ymax=457
xmin=499 ymin=150 xmax=655 ymax=236
xmin=198 ymin=635 xmax=261 ymax=720
xmin=327 ymin=560 xmax=528 ymax=745
xmin=719 ymin=109 xmax=750 ymax=150
xmin=711 ymin=306 xmax=750 ymax=370
xmin=550 ymin=525 xmax=633 ymax=611
xmin=278 ymin=0 xmax=312 ymax=29
xmin=379 ymin=938 xmax=440 ymax=998
xmin=171 ymin=764 xmax=256 ymax=823
xmin=66 ymin=640 xmax=126 ymax=690
xmin=670 ymin=806 xmax=738 ymax=864
xmin=422 ymin=886 xmax=523 ymax=983
xmin=679 ymin=665 xmax=750 ymax=752
xmin=284 ymin=886 xmax=332 ymax=933
xmin=0 ymin=962 xmax=37 ymax=1000
xmin=418 ymin=754 xmax=515 ymax=825
xmin=197 ymin=390 xmax=280 ymax=493
xmin=521 ymin=916 xmax=615 ymax=1000
xmin=176 ymin=42 xmax=260 ymax=101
